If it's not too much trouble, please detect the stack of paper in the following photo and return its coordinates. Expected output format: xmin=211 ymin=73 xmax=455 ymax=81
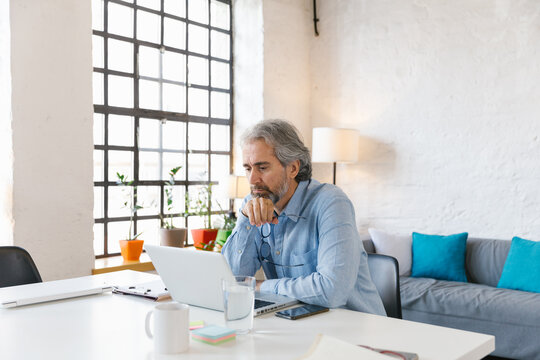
xmin=191 ymin=325 xmax=236 ymax=345
xmin=297 ymin=334 xmax=394 ymax=359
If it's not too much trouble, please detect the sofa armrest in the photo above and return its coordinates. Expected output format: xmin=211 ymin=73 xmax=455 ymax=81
xmin=361 ymin=236 xmax=375 ymax=253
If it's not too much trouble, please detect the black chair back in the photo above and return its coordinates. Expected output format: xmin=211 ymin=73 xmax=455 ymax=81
xmin=367 ymin=253 xmax=402 ymax=319
xmin=0 ymin=246 xmax=42 ymax=288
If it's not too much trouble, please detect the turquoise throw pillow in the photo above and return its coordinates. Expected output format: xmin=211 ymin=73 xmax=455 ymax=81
xmin=411 ymin=232 xmax=468 ymax=282
xmin=497 ymin=237 xmax=540 ymax=293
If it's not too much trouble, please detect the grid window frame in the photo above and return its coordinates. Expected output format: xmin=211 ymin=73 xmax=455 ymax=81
xmin=92 ymin=0 xmax=233 ymax=258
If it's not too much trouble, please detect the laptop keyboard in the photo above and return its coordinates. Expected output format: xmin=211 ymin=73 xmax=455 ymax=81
xmin=254 ymin=299 xmax=275 ymax=309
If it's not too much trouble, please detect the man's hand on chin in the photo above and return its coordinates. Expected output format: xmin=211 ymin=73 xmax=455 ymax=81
xmin=256 ymin=280 xmax=264 ymax=291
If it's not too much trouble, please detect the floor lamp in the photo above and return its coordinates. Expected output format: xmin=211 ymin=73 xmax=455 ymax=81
xmin=312 ymin=127 xmax=359 ymax=185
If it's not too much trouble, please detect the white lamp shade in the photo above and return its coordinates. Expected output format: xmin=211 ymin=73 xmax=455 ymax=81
xmin=311 ymin=127 xmax=360 ymax=163
xmin=225 ymin=175 xmax=250 ymax=199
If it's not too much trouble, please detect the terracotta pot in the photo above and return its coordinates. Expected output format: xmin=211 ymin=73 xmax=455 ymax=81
xmin=191 ymin=229 xmax=218 ymax=251
xmin=160 ymin=228 xmax=187 ymax=248
xmin=119 ymin=239 xmax=144 ymax=261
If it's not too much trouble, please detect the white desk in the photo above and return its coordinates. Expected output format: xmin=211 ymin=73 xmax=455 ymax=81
xmin=0 ymin=271 xmax=495 ymax=360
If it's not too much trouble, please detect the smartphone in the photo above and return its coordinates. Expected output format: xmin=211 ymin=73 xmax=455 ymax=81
xmin=275 ymin=304 xmax=329 ymax=320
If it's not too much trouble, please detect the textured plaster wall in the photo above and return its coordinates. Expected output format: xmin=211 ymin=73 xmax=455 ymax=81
xmin=263 ymin=0 xmax=312 ymax=147
xmin=310 ymin=0 xmax=540 ymax=239
xmin=10 ymin=0 xmax=95 ymax=280
xmin=232 ymin=0 xmax=264 ymax=173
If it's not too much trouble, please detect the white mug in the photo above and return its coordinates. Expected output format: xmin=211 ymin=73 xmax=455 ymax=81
xmin=145 ymin=302 xmax=190 ymax=354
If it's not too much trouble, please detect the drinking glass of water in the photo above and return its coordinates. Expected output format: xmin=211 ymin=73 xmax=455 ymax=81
xmin=222 ymin=276 xmax=256 ymax=334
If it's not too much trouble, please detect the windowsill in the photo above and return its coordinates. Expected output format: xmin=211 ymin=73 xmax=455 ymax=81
xmin=92 ymin=253 xmax=155 ymax=274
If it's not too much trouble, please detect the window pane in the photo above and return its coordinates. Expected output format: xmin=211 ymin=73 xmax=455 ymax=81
xmin=137 ymin=219 xmax=160 ymax=246
xmin=211 ymin=30 xmax=229 ymax=60
xmin=108 ymin=186 xmax=132 ymax=217
xmin=187 ymin=215 xmax=205 ymax=243
xmin=108 ymin=221 xmax=129 ymax=253
xmin=210 ymin=91 xmax=229 ymax=119
xmin=139 ymin=46 xmax=160 ymax=78
xmin=108 ymin=115 xmax=134 ymax=146
xmin=164 ymin=185 xmax=185 ymax=214
xmin=211 ymin=154 xmax=230 ymax=183
xmin=164 ymin=18 xmax=186 ymax=50
xmin=94 ymin=149 xmax=104 ymax=182
xmin=137 ymin=186 xmax=160 ymax=216
xmin=210 ymin=124 xmax=229 ymax=151
xmin=108 ymin=39 xmax=133 ymax=73
xmin=137 ymin=10 xmax=161 ymax=44
xmin=188 ymin=88 xmax=208 ymax=116
xmin=163 ymin=51 xmax=186 ymax=82
xmin=139 ymin=151 xmax=160 ymax=180
xmin=138 ymin=0 xmax=160 ymax=11
xmin=163 ymin=83 xmax=186 ymax=113
xmin=139 ymin=118 xmax=160 ymax=148
xmin=108 ymin=3 xmax=133 ymax=38
xmin=188 ymin=24 xmax=208 ymax=55
xmin=165 ymin=0 xmax=186 ymax=18
xmin=188 ymin=56 xmax=208 ymax=86
xmin=163 ymin=120 xmax=186 ymax=150
xmin=94 ymin=187 xmax=104 ymax=218
xmin=163 ymin=152 xmax=186 ymax=180
xmin=188 ymin=0 xmax=208 ymax=24
xmin=108 ymin=75 xmax=134 ymax=108
xmin=211 ymin=60 xmax=229 ymax=89
xmin=210 ymin=0 xmax=229 ymax=30
xmin=139 ymin=79 xmax=160 ymax=110
xmin=94 ymin=113 xmax=104 ymax=145
xmin=188 ymin=154 xmax=208 ymax=181
xmin=93 ymin=223 xmax=104 ymax=256
xmin=108 ymin=150 xmax=133 ymax=181
xmin=188 ymin=122 xmax=208 ymax=150
xmin=92 ymin=0 xmax=104 ymax=31
xmin=93 ymin=72 xmax=104 ymax=105
xmin=93 ymin=35 xmax=104 ymax=68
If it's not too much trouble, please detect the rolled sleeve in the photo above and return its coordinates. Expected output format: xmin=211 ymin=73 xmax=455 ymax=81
xmin=222 ymin=212 xmax=261 ymax=277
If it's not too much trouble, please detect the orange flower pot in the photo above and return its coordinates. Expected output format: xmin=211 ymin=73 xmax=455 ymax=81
xmin=119 ymin=239 xmax=144 ymax=261
xmin=191 ymin=229 xmax=218 ymax=251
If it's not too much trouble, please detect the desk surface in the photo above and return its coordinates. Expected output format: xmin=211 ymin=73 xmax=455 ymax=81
xmin=0 ymin=271 xmax=495 ymax=360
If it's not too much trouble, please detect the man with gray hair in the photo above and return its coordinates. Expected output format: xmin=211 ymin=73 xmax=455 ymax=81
xmin=222 ymin=119 xmax=385 ymax=315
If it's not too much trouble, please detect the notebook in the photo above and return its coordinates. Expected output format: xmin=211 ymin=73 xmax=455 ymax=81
xmin=144 ymin=244 xmax=298 ymax=316
xmin=0 ymin=276 xmax=112 ymax=308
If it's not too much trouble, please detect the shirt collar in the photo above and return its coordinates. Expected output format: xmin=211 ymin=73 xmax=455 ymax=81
xmin=280 ymin=179 xmax=310 ymax=222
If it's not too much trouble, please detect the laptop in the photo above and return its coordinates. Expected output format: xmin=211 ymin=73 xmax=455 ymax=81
xmin=144 ymin=244 xmax=298 ymax=316
xmin=0 ymin=276 xmax=112 ymax=309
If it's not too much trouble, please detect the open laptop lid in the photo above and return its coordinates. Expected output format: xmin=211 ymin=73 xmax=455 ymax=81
xmin=0 ymin=276 xmax=112 ymax=309
xmin=145 ymin=245 xmax=299 ymax=314
xmin=145 ymin=244 xmax=235 ymax=311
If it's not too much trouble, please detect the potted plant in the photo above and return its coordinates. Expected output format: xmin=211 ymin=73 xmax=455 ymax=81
xmin=159 ymin=166 xmax=187 ymax=248
xmin=116 ymin=172 xmax=144 ymax=261
xmin=214 ymin=206 xmax=237 ymax=252
xmin=186 ymin=183 xmax=218 ymax=251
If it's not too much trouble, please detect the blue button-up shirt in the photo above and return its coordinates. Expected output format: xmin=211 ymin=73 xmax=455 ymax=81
xmin=222 ymin=179 xmax=386 ymax=315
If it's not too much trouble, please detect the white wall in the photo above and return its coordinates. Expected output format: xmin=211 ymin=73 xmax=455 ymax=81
xmin=10 ymin=0 xmax=95 ymax=280
xmin=0 ymin=0 xmax=14 ymax=246
xmin=232 ymin=0 xmax=264 ymax=173
xmin=262 ymin=0 xmax=312 ymax=145
xmin=310 ymin=0 xmax=540 ymax=239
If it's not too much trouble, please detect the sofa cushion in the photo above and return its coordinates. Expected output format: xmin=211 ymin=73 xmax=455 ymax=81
xmin=411 ymin=232 xmax=468 ymax=282
xmin=498 ymin=236 xmax=540 ymax=293
xmin=368 ymin=228 xmax=412 ymax=276
xmin=401 ymin=276 xmax=540 ymax=359
xmin=465 ymin=237 xmax=510 ymax=287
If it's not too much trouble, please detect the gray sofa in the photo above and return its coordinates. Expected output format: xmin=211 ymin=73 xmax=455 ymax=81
xmin=363 ymin=237 xmax=540 ymax=360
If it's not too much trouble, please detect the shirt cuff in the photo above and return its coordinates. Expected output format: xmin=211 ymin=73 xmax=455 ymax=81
xmin=259 ymin=279 xmax=279 ymax=294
